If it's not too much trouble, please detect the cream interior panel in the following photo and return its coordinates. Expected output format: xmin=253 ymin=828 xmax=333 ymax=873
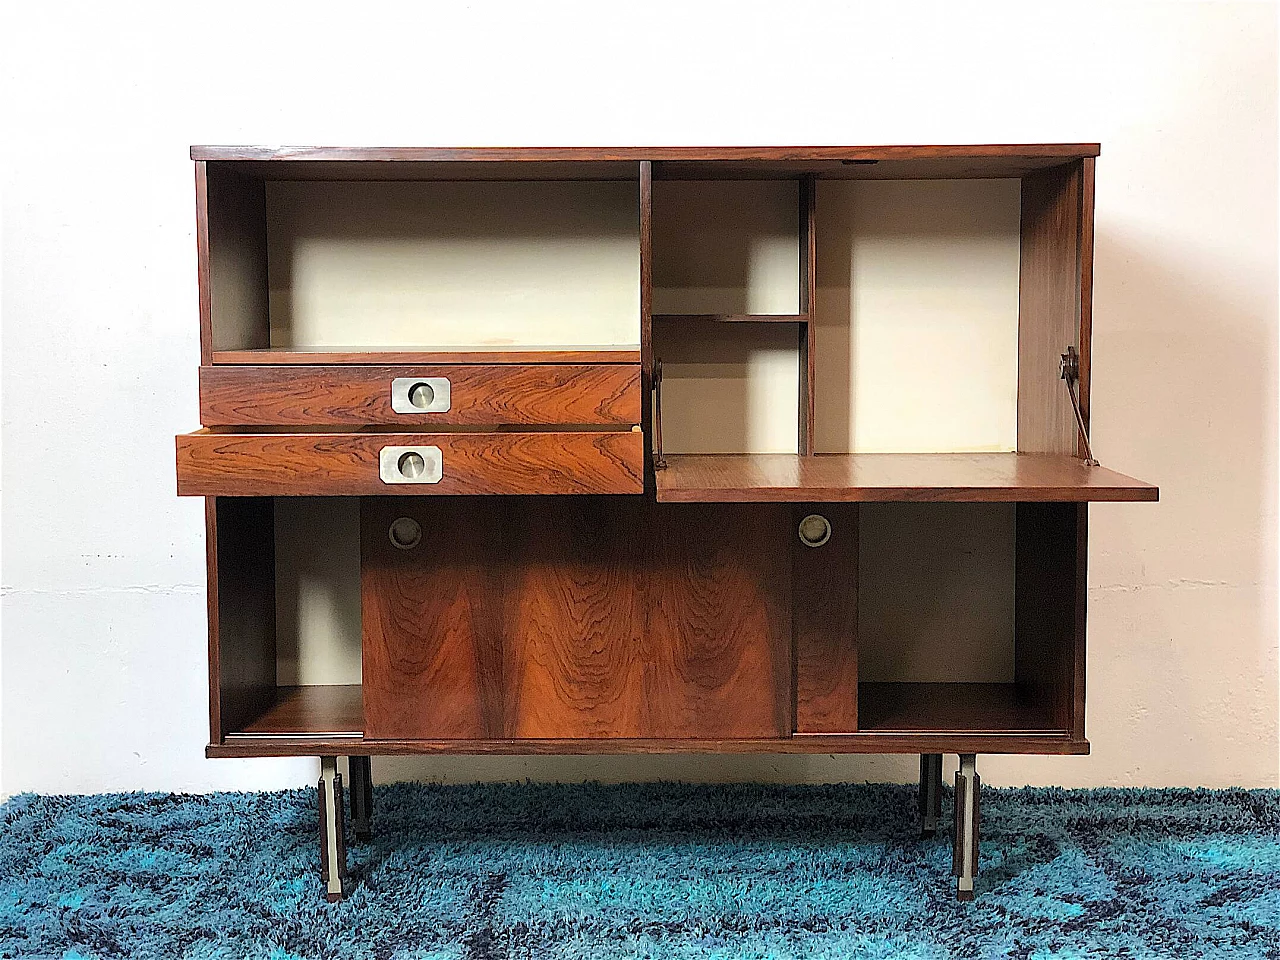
xmin=275 ymin=498 xmax=361 ymax=686
xmin=814 ymin=178 xmax=1021 ymax=453
xmin=859 ymin=502 xmax=1015 ymax=684
xmin=266 ymin=181 xmax=640 ymax=348
xmin=652 ymin=181 xmax=800 ymax=316
xmin=655 ymin=323 xmax=799 ymax=454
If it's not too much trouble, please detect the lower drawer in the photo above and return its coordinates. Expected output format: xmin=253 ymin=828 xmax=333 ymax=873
xmin=175 ymin=430 xmax=644 ymax=496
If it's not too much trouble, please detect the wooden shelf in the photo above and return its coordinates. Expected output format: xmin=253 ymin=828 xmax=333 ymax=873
xmin=653 ymin=453 xmax=1159 ymax=503
xmin=228 ymin=685 xmax=364 ymax=739
xmin=652 ymin=314 xmax=808 ymax=324
xmin=211 ymin=346 xmax=642 ymax=365
xmin=858 ymin=682 xmax=1059 ymax=734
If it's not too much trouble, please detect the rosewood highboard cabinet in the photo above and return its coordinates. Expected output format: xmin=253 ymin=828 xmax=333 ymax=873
xmin=175 ymin=145 xmax=1158 ymax=902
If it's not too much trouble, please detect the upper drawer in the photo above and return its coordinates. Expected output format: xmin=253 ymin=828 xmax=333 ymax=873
xmin=199 ymin=364 xmax=642 ymax=427
xmin=176 ymin=429 xmax=644 ymax=496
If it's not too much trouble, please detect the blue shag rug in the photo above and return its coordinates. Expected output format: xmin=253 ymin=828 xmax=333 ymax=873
xmin=1 ymin=782 xmax=1278 ymax=959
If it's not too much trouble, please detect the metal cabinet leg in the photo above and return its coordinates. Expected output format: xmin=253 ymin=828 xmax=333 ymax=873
xmin=318 ymin=756 xmax=348 ymax=902
xmin=348 ymin=755 xmax=373 ymax=841
xmin=918 ymin=754 xmax=943 ymax=838
xmin=952 ymin=753 xmax=980 ymax=901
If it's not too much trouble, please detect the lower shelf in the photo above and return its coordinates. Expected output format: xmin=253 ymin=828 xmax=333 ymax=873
xmin=230 ymin=685 xmax=364 ymax=739
xmin=857 ymin=682 xmax=1061 ymax=734
xmin=215 ymin=683 xmax=1084 ymax=757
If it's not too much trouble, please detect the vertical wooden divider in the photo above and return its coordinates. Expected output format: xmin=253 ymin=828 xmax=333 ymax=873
xmin=798 ymin=175 xmax=817 ymax=455
xmin=639 ymin=161 xmax=655 ymax=491
xmin=195 ymin=162 xmax=212 ymax=365
xmin=793 ymin=502 xmax=859 ymax=733
xmin=1077 ymin=157 xmax=1096 ymax=448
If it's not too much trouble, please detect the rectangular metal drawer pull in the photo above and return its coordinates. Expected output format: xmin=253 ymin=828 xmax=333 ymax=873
xmin=390 ymin=377 xmax=451 ymax=414
xmin=378 ymin=445 xmax=444 ymax=484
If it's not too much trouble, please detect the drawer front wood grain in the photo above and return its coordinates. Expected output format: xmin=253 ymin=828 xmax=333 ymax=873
xmin=199 ymin=364 xmax=642 ymax=426
xmin=176 ymin=431 xmax=644 ymax=496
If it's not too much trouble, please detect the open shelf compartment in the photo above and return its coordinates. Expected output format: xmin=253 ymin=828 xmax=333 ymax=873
xmin=209 ymin=497 xmax=366 ymax=746
xmin=850 ymin=502 xmax=1086 ymax=740
xmin=200 ymin=165 xmax=643 ymax=363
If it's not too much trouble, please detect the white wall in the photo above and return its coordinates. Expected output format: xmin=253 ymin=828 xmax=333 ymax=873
xmin=1 ymin=0 xmax=1275 ymax=793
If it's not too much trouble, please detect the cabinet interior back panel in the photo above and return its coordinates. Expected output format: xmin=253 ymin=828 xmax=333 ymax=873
xmin=814 ymin=179 xmax=1021 ymax=453
xmin=274 ymin=497 xmax=362 ymax=686
xmin=265 ymin=181 xmax=641 ymax=348
xmin=654 ymin=323 xmax=800 ymax=454
xmin=652 ymin=181 xmax=800 ymax=316
xmin=859 ymin=503 xmax=1015 ymax=684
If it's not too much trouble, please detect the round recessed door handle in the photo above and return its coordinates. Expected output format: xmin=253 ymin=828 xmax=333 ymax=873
xmin=798 ymin=513 xmax=832 ymax=548
xmin=407 ymin=381 xmax=436 ymax=409
xmin=388 ymin=516 xmax=422 ymax=549
xmin=397 ymin=451 xmax=426 ymax=479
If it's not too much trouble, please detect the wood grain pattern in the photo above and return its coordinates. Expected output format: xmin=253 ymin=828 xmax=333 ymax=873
xmin=176 ymin=430 xmax=645 ymax=497
xmin=501 ymin=499 xmax=649 ymax=737
xmin=798 ymin=175 xmax=817 ymax=456
xmin=208 ymin=731 xmax=1089 ymax=758
xmin=359 ymin=499 xmax=792 ymax=740
xmin=1078 ymin=157 xmax=1096 ymax=445
xmin=793 ymin=503 xmax=859 ymax=733
xmin=232 ymin=685 xmax=364 ymax=737
xmin=195 ymin=163 xmax=212 ymax=365
xmin=1018 ymin=162 xmax=1082 ymax=455
xmin=651 ymin=314 xmax=808 ymax=324
xmin=639 ymin=161 xmax=655 ymax=491
xmin=211 ymin=346 xmax=641 ymax=365
xmin=858 ymin=682 xmax=1057 ymax=733
xmin=361 ymin=499 xmax=505 ymax=739
xmin=651 ymin=157 xmax=1087 ymax=181
xmin=199 ymin=364 xmax=642 ymax=426
xmin=654 ymin=453 xmax=1159 ymax=503
xmin=193 ymin=145 xmax=1102 ymax=162
xmin=208 ymin=497 xmax=276 ymax=740
xmin=644 ymin=504 xmax=792 ymax=738
xmin=1014 ymin=502 xmax=1088 ymax=738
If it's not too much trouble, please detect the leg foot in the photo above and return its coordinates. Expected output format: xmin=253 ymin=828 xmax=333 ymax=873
xmin=952 ymin=753 xmax=980 ymax=902
xmin=918 ymin=754 xmax=943 ymax=838
xmin=318 ymin=756 xmax=349 ymax=901
xmin=348 ymin=755 xmax=373 ymax=842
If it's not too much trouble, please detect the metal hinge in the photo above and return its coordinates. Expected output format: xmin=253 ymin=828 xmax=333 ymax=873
xmin=652 ymin=358 xmax=666 ymax=470
xmin=1059 ymin=346 xmax=1099 ymax=466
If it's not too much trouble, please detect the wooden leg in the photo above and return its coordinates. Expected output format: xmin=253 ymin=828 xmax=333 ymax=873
xmin=952 ymin=753 xmax=980 ymax=901
xmin=318 ymin=756 xmax=348 ymax=902
xmin=918 ymin=753 xmax=943 ymax=838
xmin=348 ymin=755 xmax=373 ymax=842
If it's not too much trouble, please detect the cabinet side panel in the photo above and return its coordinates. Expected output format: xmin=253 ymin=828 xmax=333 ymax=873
xmin=211 ymin=497 xmax=276 ymax=738
xmin=1017 ymin=162 xmax=1082 ymax=454
xmin=1078 ymin=157 xmax=1096 ymax=440
xmin=207 ymin=163 xmax=269 ymax=353
xmin=794 ymin=502 xmax=858 ymax=732
xmin=1014 ymin=502 xmax=1080 ymax=733
xmin=361 ymin=498 xmax=504 ymax=739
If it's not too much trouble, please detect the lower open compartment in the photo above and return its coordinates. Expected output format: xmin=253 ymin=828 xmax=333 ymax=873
xmin=846 ymin=502 xmax=1083 ymax=739
xmin=206 ymin=497 xmax=1084 ymax=753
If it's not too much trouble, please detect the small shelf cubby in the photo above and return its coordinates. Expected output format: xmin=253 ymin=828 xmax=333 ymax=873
xmin=208 ymin=496 xmax=364 ymax=743
xmin=201 ymin=162 xmax=643 ymax=362
xmin=854 ymin=501 xmax=1083 ymax=737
